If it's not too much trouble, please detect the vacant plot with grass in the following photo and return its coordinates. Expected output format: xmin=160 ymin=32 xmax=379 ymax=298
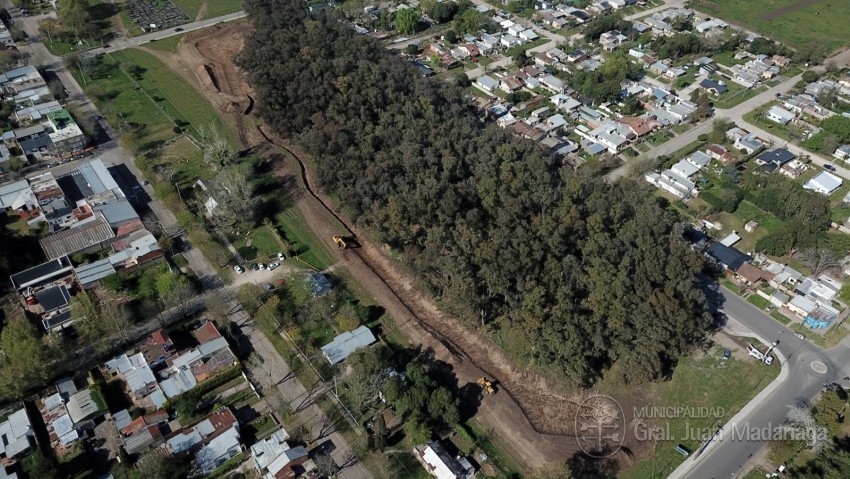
xmin=693 ymin=0 xmax=850 ymax=52
xmin=173 ymin=0 xmax=244 ymax=20
xmin=71 ymin=48 xmax=231 ymax=150
xmin=615 ymin=343 xmax=779 ymax=479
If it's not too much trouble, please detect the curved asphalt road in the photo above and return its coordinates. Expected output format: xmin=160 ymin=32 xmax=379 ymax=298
xmin=677 ymin=287 xmax=850 ymax=479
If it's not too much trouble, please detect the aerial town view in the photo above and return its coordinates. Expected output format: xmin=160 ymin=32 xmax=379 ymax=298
xmin=1 ymin=0 xmax=850 ymax=478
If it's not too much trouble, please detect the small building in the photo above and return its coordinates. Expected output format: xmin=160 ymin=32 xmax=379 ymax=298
xmin=476 ymin=75 xmax=499 ymax=93
xmin=307 ymin=272 xmax=333 ymax=297
xmin=744 ymin=220 xmax=759 ymax=233
xmin=321 ymin=325 xmax=377 ymax=365
xmin=10 ymin=256 xmax=73 ymax=291
xmin=765 ymin=105 xmax=795 ymax=125
xmin=413 ymin=440 xmax=476 ymax=479
xmin=251 ymin=428 xmax=311 ymax=479
xmin=755 ymin=148 xmax=795 ymax=167
xmin=705 ymin=243 xmax=751 ymax=271
xmin=0 ymin=408 xmax=36 ymax=461
xmin=74 ymin=258 xmax=116 ymax=289
xmin=699 ymin=78 xmax=728 ymax=95
xmin=104 ymin=352 xmax=158 ymax=401
xmin=195 ymin=424 xmax=241 ymax=475
xmin=804 ymin=171 xmax=843 ymax=195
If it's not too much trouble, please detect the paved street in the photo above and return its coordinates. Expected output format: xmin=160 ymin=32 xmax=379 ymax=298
xmin=670 ymin=287 xmax=850 ymax=479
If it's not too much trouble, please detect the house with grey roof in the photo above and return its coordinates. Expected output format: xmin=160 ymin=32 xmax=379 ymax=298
xmin=804 ymin=171 xmax=843 ymax=195
xmin=0 ymin=407 xmax=36 ymax=461
xmin=39 ymin=214 xmax=116 ymax=260
xmin=766 ymin=105 xmax=795 ymax=125
xmin=251 ymin=428 xmax=311 ymax=479
xmin=321 ymin=325 xmax=377 ymax=365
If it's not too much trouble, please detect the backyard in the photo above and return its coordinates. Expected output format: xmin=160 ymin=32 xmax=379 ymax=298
xmin=692 ymin=0 xmax=850 ymax=53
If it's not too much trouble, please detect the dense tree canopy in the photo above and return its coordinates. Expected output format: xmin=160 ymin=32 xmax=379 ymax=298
xmin=238 ymin=0 xmax=712 ymax=385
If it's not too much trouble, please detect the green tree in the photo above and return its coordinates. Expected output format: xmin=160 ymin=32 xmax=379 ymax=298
xmin=403 ymin=415 xmax=432 ymax=445
xmin=813 ymin=390 xmax=847 ymax=438
xmin=0 ymin=318 xmax=50 ymax=397
xmin=453 ymin=9 xmax=484 ymax=35
xmin=395 ymin=8 xmax=419 ymax=34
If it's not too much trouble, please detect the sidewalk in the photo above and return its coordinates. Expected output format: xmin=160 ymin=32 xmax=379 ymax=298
xmin=667 ymin=317 xmax=790 ymax=479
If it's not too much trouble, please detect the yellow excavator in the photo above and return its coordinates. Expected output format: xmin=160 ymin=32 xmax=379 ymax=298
xmin=332 ymin=235 xmax=348 ymax=249
xmin=477 ymin=377 xmax=495 ymax=395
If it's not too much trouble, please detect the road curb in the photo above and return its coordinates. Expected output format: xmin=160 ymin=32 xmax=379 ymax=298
xmin=666 ymin=319 xmax=790 ymax=479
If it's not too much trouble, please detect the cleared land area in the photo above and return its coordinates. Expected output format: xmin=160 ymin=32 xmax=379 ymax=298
xmin=693 ymin=0 xmax=850 ymax=52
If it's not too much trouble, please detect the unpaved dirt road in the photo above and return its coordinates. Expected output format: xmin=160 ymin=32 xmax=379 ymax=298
xmin=144 ymin=24 xmax=664 ymax=471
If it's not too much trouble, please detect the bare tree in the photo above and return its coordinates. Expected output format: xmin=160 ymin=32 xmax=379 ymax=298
xmin=159 ymin=281 xmax=195 ymax=326
xmin=198 ymin=125 xmax=236 ymax=170
xmin=101 ymin=301 xmax=134 ymax=343
xmin=246 ymin=353 xmax=291 ymax=414
xmin=800 ymin=248 xmax=840 ymax=277
xmin=784 ymin=405 xmax=831 ymax=453
xmin=314 ymin=453 xmax=338 ymax=478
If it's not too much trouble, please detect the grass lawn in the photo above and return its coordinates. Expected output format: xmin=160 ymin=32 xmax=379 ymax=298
xmin=156 ymin=135 xmax=210 ymax=190
xmin=693 ymin=0 xmax=850 ymax=52
xmin=747 ymin=293 xmax=769 ymax=309
xmin=43 ymin=0 xmax=115 ymax=55
xmin=616 ymin=344 xmax=780 ymax=479
xmin=742 ymin=106 xmax=803 ymax=144
xmin=712 ymin=51 xmax=744 ymax=67
xmin=714 ymin=85 xmax=765 ymax=109
xmin=145 ymin=33 xmax=187 ymax=53
xmin=72 ymin=48 xmax=232 ymax=150
xmin=771 ymin=309 xmax=792 ymax=325
xmin=173 ymin=0 xmax=244 ymax=20
xmin=231 ymin=225 xmax=284 ymax=262
xmin=275 ymin=208 xmax=336 ymax=271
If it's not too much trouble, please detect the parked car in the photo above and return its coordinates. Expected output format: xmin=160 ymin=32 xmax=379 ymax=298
xmin=250 ymin=263 xmax=259 ymax=271
xmin=175 ymin=27 xmax=184 ymax=32
xmin=722 ymin=349 xmax=731 ymax=360
xmin=277 ymin=252 xmax=286 ymax=261
xmin=795 ymin=333 xmax=805 ymax=340
xmin=268 ymin=262 xmax=280 ymax=271
xmin=258 ymin=263 xmax=266 ymax=270
xmin=234 ymin=265 xmax=244 ymax=274
xmin=824 ymin=164 xmax=836 ymax=172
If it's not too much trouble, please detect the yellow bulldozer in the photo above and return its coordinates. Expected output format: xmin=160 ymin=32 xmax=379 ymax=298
xmin=477 ymin=377 xmax=495 ymax=395
xmin=332 ymin=235 xmax=348 ymax=249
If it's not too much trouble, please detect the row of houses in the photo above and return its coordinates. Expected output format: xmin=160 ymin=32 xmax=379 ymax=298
xmin=3 ymin=158 xmax=163 ymax=331
xmin=703 ymin=240 xmax=845 ymax=329
xmin=535 ymin=0 xmax=641 ymax=30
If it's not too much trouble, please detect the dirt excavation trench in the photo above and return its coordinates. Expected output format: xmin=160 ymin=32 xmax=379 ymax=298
xmin=149 ymin=23 xmax=656 ymax=470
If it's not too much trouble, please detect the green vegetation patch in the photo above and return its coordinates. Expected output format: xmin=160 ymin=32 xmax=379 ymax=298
xmin=695 ymin=0 xmax=850 ymax=52
xmin=71 ymin=48 xmax=231 ymax=151
xmin=617 ymin=344 xmax=780 ymax=479
xmin=173 ymin=0 xmax=244 ymax=20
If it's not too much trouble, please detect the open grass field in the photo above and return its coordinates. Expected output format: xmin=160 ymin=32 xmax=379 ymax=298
xmin=615 ymin=343 xmax=780 ymax=479
xmin=693 ymin=0 xmax=850 ymax=52
xmin=72 ymin=48 xmax=231 ymax=150
xmin=172 ymin=0 xmax=244 ymax=20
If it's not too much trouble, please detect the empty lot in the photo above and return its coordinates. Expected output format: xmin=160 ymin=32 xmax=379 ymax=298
xmin=694 ymin=0 xmax=850 ymax=52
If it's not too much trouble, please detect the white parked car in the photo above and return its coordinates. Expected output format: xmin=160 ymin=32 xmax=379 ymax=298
xmin=268 ymin=262 xmax=280 ymax=271
xmin=258 ymin=263 xmax=266 ymax=270
xmin=233 ymin=265 xmax=244 ymax=274
xmin=277 ymin=252 xmax=286 ymax=261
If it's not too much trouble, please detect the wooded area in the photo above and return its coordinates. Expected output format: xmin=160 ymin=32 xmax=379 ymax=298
xmin=238 ymin=0 xmax=713 ymax=385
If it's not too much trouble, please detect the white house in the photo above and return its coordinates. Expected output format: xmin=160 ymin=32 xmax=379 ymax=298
xmin=519 ymin=29 xmax=538 ymax=41
xmin=645 ymin=170 xmax=696 ymax=199
xmin=672 ymin=159 xmax=700 ymax=178
xmin=765 ymin=105 xmax=795 ymax=125
xmin=476 ymin=75 xmax=499 ymax=93
xmin=803 ymin=171 xmax=843 ymax=195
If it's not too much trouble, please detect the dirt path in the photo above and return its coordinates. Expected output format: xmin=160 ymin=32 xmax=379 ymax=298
xmin=760 ymin=0 xmax=821 ymax=21
xmin=145 ymin=24 xmax=662 ymax=471
xmin=195 ymin=0 xmax=208 ymax=22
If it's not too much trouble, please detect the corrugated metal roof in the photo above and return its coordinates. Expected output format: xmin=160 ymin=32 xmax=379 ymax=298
xmin=40 ymin=215 xmax=115 ymax=259
xmin=67 ymin=389 xmax=100 ymax=423
xmin=74 ymin=258 xmax=116 ymax=286
xmin=78 ymin=159 xmax=119 ymax=195
xmin=93 ymin=200 xmax=139 ymax=225
xmin=112 ymin=409 xmax=132 ymax=431
xmin=321 ymin=325 xmax=377 ymax=365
